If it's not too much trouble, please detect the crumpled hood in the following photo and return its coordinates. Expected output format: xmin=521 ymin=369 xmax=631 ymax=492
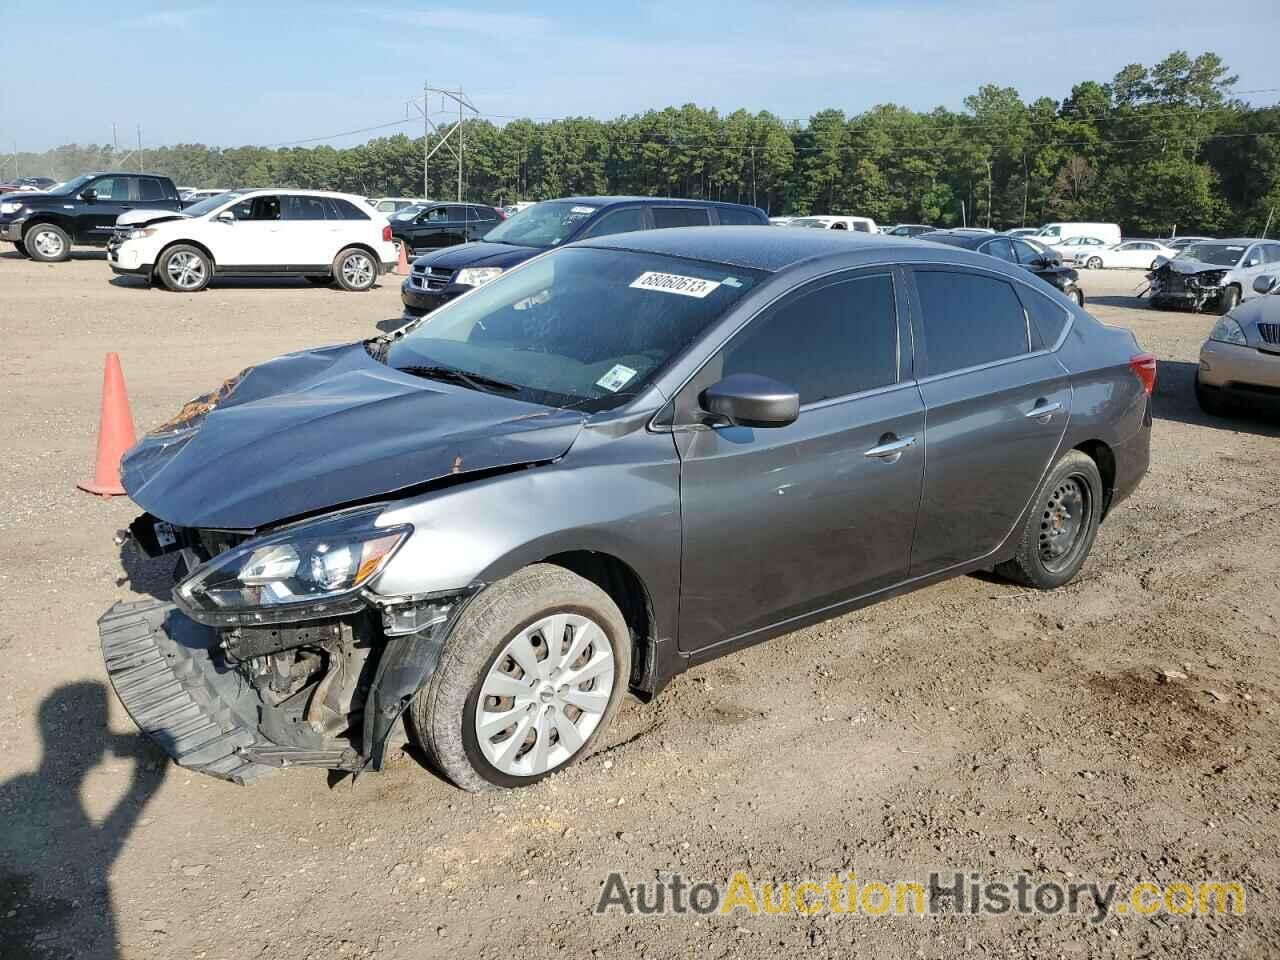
xmin=116 ymin=208 xmax=190 ymax=228
xmin=1161 ymin=257 xmax=1230 ymax=275
xmin=122 ymin=342 xmax=586 ymax=529
xmin=412 ymin=241 xmax=542 ymax=272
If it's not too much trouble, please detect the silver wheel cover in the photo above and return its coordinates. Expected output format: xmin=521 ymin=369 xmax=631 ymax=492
xmin=32 ymin=229 xmax=64 ymax=258
xmin=474 ymin=613 xmax=614 ymax=777
xmin=341 ymin=253 xmax=374 ymax=288
xmin=166 ymin=251 xmax=206 ymax=289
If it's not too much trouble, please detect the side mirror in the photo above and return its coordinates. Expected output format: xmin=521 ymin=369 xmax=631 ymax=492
xmin=80 ymin=188 xmax=97 ymax=201
xmin=700 ymin=373 xmax=799 ymax=428
xmin=1247 ymin=257 xmax=1262 ymax=268
xmin=215 ymin=210 xmax=235 ymax=224
xmin=1253 ymin=274 xmax=1276 ymax=295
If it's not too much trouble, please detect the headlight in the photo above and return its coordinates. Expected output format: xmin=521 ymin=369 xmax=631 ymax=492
xmin=126 ymin=227 xmax=158 ymax=240
xmin=1191 ymin=270 xmax=1226 ymax=287
xmin=175 ymin=508 xmax=411 ymax=625
xmin=0 ymin=200 xmax=23 ymax=215
xmin=1208 ymin=316 xmax=1246 ymax=345
xmin=455 ymin=266 xmax=504 ymax=287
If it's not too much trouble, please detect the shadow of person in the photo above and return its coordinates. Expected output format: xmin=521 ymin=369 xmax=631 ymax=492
xmin=116 ymin=537 xmax=177 ymax=601
xmin=0 ymin=682 xmax=167 ymax=959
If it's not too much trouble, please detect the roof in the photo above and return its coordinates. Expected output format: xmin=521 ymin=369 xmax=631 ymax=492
xmin=916 ymin=230 xmax=986 ymax=249
xmin=227 ymin=187 xmax=374 ymax=203
xmin=553 ymin=196 xmax=763 ymax=211
xmin=578 ymin=225 xmax=912 ymax=272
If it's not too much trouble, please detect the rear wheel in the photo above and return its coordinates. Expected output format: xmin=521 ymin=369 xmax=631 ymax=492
xmin=407 ymin=564 xmax=631 ymax=792
xmin=25 ymin=223 xmax=70 ymax=262
xmin=995 ymin=450 xmax=1103 ymax=590
xmin=157 ymin=244 xmax=211 ymax=292
xmin=333 ymin=247 xmax=377 ymax=291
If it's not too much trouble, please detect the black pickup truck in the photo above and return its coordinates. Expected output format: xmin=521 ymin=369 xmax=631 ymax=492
xmin=0 ymin=172 xmax=184 ymax=262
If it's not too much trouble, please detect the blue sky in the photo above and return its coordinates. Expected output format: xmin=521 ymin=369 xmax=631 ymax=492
xmin=4 ymin=0 xmax=1277 ymax=152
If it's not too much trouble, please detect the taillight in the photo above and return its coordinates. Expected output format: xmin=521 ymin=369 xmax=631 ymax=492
xmin=382 ymin=224 xmax=392 ymax=242
xmin=1129 ymin=353 xmax=1157 ymax=395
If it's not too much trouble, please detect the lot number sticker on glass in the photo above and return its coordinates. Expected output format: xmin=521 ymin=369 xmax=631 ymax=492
xmin=596 ymin=364 xmax=638 ymax=392
xmin=630 ymin=271 xmax=722 ymax=298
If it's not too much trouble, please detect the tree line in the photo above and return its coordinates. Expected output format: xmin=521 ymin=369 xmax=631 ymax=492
xmin=7 ymin=51 xmax=1278 ymax=236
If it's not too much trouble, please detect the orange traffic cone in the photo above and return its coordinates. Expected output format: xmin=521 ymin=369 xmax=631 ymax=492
xmin=77 ymin=352 xmax=138 ymax=498
xmin=395 ymin=242 xmax=409 ymax=276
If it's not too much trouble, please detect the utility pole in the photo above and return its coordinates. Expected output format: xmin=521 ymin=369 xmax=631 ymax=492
xmin=410 ymin=83 xmax=478 ymax=202
xmin=750 ymin=144 xmax=757 ymax=208
xmin=137 ymin=125 xmax=143 ymax=173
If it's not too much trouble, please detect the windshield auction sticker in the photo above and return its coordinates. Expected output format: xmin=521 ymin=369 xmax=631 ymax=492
xmin=596 ymin=364 xmax=637 ymax=392
xmin=630 ymin=271 xmax=722 ymax=298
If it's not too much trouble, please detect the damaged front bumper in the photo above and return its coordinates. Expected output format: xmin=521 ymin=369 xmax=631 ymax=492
xmin=100 ymin=590 xmax=461 ymax=784
xmin=1148 ymin=268 xmax=1229 ymax=311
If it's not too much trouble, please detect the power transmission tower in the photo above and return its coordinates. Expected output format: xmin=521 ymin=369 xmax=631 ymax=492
xmin=409 ymin=83 xmax=478 ymax=201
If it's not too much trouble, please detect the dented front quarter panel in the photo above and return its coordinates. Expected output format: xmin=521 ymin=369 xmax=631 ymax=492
xmin=370 ymin=408 xmax=683 ymax=646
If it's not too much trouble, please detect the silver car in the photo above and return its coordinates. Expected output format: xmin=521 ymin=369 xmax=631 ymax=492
xmin=1149 ymin=239 xmax=1280 ymax=314
xmin=99 ymin=228 xmax=1153 ymax=792
xmin=1196 ymin=273 xmax=1280 ymax=415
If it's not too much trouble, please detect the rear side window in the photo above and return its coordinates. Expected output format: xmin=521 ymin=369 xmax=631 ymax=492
xmin=914 ymin=270 xmax=1030 ymax=376
xmin=469 ymin=206 xmax=498 ymax=223
xmin=714 ymin=206 xmax=762 ymax=226
xmin=720 ymin=273 xmax=898 ymax=405
xmin=447 ymin=206 xmax=469 ymax=221
xmin=139 ymin=179 xmax=164 ymax=201
xmin=652 ymin=206 xmax=711 ymax=228
xmin=329 ymin=198 xmax=370 ymax=221
xmin=1017 ymin=284 xmax=1071 ymax=350
xmin=579 ymin=207 xmax=646 ymax=239
xmin=283 ymin=196 xmax=329 ymax=220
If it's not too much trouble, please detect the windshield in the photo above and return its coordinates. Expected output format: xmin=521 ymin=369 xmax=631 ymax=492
xmin=788 ymin=218 xmax=829 ymax=228
xmin=384 ymin=247 xmax=765 ymax=411
xmin=479 ymin=200 xmax=599 ymax=248
xmin=50 ymin=174 xmax=95 ymax=196
xmin=186 ymin=191 xmax=245 ymax=217
xmin=1177 ymin=243 xmax=1245 ymax=267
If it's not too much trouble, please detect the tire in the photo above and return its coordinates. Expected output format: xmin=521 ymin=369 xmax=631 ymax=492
xmin=407 ymin=564 xmax=632 ymax=792
xmin=1195 ymin=374 xmax=1229 ymax=417
xmin=1086 ymin=256 xmax=1103 ymax=270
xmin=333 ymin=247 xmax=377 ymax=292
xmin=24 ymin=223 xmax=71 ymax=262
xmin=12 ymin=240 xmax=28 ymax=258
xmin=1069 ymin=288 xmax=1084 ymax=309
xmin=157 ymin=244 xmax=212 ymax=292
xmin=1217 ymin=285 xmax=1240 ymax=315
xmin=1149 ymin=259 xmax=1161 ymax=270
xmin=995 ymin=450 xmax=1103 ymax=590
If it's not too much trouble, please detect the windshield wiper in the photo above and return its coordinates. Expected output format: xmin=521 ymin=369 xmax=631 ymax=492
xmin=399 ymin=364 xmax=521 ymax=394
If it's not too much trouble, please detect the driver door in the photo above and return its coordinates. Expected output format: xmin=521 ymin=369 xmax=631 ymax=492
xmin=673 ymin=269 xmax=924 ymax=654
xmin=80 ymin=176 xmax=138 ymax=243
xmin=211 ymin=194 xmax=281 ymax=268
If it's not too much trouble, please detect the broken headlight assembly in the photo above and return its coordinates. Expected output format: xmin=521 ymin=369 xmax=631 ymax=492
xmin=1190 ymin=270 xmax=1227 ymax=288
xmin=174 ymin=507 xmax=411 ymax=626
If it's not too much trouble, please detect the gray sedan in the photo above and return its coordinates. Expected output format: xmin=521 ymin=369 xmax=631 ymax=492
xmin=100 ymin=228 xmax=1154 ymax=791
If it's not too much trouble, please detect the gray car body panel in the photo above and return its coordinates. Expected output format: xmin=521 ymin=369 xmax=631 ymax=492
xmin=126 ymin=228 xmax=1150 ymax=692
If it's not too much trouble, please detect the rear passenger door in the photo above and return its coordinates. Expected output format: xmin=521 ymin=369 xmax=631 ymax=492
xmin=465 ymin=205 xmax=498 ymax=241
xmin=905 ymin=267 xmax=1072 ymax=576
xmin=280 ymin=195 xmax=337 ymax=268
xmin=674 ymin=269 xmax=924 ymax=652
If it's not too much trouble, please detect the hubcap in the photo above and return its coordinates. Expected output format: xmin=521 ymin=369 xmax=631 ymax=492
xmin=1039 ymin=476 xmax=1088 ymax=571
xmin=166 ymin=251 xmax=205 ymax=289
xmin=341 ymin=253 xmax=374 ymax=288
xmin=32 ymin=229 xmax=64 ymax=258
xmin=474 ymin=613 xmax=614 ymax=777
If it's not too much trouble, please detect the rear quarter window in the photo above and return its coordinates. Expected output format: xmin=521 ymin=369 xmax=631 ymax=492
xmin=652 ymin=206 xmax=711 ymax=228
xmin=1017 ymin=284 xmax=1071 ymax=350
xmin=714 ymin=206 xmax=764 ymax=226
xmin=330 ymin=199 xmax=370 ymax=221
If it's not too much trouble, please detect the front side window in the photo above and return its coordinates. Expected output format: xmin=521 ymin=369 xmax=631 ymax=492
xmin=652 ymin=207 xmax=711 ymax=229
xmin=422 ymin=206 xmax=450 ymax=222
xmin=230 ymin=195 xmax=281 ymax=221
xmin=1011 ymin=239 xmax=1044 ymax=265
xmin=718 ymin=273 xmax=898 ymax=405
xmin=578 ymin=207 xmax=646 ymax=239
xmin=90 ymin=177 xmax=135 ymax=201
xmin=384 ymin=248 xmax=765 ymax=412
xmin=981 ymin=238 xmax=1017 ymax=263
xmin=914 ymin=269 xmax=1030 ymax=376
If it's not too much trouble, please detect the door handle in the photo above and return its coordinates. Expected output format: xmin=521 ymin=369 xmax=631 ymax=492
xmin=1024 ymin=401 xmax=1062 ymax=420
xmin=864 ymin=435 xmax=916 ymax=460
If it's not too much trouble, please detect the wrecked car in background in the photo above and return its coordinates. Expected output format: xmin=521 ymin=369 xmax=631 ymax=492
xmin=1147 ymin=239 xmax=1280 ymax=314
xmin=100 ymin=227 xmax=1153 ymax=792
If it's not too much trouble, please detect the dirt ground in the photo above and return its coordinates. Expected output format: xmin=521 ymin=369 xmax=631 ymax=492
xmin=1 ymin=250 xmax=1278 ymax=960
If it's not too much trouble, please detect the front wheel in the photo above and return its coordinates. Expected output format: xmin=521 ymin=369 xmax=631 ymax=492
xmin=334 ymin=247 xmax=377 ymax=291
xmin=1217 ymin=285 xmax=1240 ymax=315
xmin=407 ymin=564 xmax=631 ymax=792
xmin=25 ymin=223 xmax=71 ymax=262
xmin=1068 ymin=287 xmax=1084 ymax=309
xmin=1086 ymin=256 xmax=1103 ymax=270
xmin=995 ymin=450 xmax=1103 ymax=590
xmin=157 ymin=244 xmax=212 ymax=292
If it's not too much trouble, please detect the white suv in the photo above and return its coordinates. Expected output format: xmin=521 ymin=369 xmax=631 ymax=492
xmin=107 ymin=189 xmax=398 ymax=292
